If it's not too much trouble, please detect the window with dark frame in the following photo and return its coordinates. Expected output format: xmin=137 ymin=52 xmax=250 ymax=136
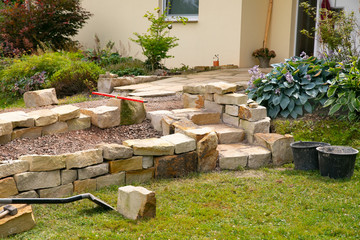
xmin=163 ymin=0 xmax=199 ymax=21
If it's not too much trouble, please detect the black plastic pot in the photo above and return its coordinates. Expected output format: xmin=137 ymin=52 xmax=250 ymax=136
xmin=290 ymin=141 xmax=331 ymax=170
xmin=317 ymin=146 xmax=359 ymax=179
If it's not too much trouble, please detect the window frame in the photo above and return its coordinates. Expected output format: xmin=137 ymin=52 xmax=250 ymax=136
xmin=162 ymin=0 xmax=199 ymax=22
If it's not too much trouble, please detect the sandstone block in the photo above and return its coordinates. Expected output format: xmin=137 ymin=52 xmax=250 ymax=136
xmin=19 ymin=154 xmax=66 ymax=172
xmin=146 ymin=110 xmax=172 ymax=131
xmin=188 ymin=111 xmax=221 ymax=125
xmin=67 ymin=113 xmax=91 ymax=131
xmin=37 ymin=183 xmax=73 ymax=198
xmin=23 ymin=88 xmax=58 ymax=108
xmin=78 ymin=163 xmax=109 ymax=180
xmin=239 ymin=104 xmax=267 ymax=121
xmin=171 ymin=108 xmax=201 ymax=117
xmin=143 ymin=156 xmax=154 ymax=169
xmin=0 ymin=134 xmax=11 ymax=145
xmin=0 ymin=177 xmax=18 ymax=197
xmin=14 ymin=190 xmax=38 ymax=198
xmin=154 ymin=151 xmax=197 ymax=178
xmin=12 ymin=127 xmax=42 ymax=140
xmin=214 ymin=93 xmax=247 ymax=105
xmin=81 ymin=106 xmax=120 ymax=129
xmin=0 ymin=111 xmax=34 ymax=128
xmin=123 ymin=138 xmax=175 ymax=156
xmin=0 ymin=160 xmax=29 ymax=179
xmin=117 ymin=186 xmax=156 ymax=220
xmin=161 ymin=133 xmax=196 ymax=154
xmin=97 ymin=143 xmax=133 ymax=160
xmin=183 ymin=84 xmax=205 ymax=94
xmin=197 ymin=131 xmax=218 ymax=172
xmin=204 ymin=100 xmax=224 ymax=114
xmin=96 ymin=172 xmax=125 ymax=190
xmin=119 ymin=99 xmax=146 ymax=125
xmin=173 ymin=118 xmax=199 ymax=134
xmin=205 ymin=124 xmax=245 ymax=144
xmin=254 ymin=133 xmax=294 ymax=166
xmin=109 ymin=156 xmax=143 ymax=173
xmin=225 ymin=105 xmax=239 ymax=116
xmin=61 ymin=169 xmax=77 ymax=185
xmin=182 ymin=127 xmax=213 ymax=142
xmin=51 ymin=105 xmax=80 ymax=121
xmin=205 ymin=82 xmax=237 ymax=94
xmin=240 ymin=117 xmax=271 ymax=143
xmin=218 ymin=145 xmax=248 ymax=170
xmin=205 ymin=93 xmax=214 ymax=101
xmin=14 ymin=170 xmax=60 ymax=191
xmin=126 ymin=168 xmax=155 ymax=185
xmin=73 ymin=179 xmax=97 ymax=193
xmin=28 ymin=109 xmax=58 ymax=127
xmin=240 ymin=145 xmax=272 ymax=169
xmin=161 ymin=115 xmax=176 ymax=135
xmin=183 ymin=93 xmax=204 ymax=109
xmin=97 ymin=75 xmax=124 ymax=93
xmin=0 ymin=204 xmax=35 ymax=238
xmin=222 ymin=113 xmax=239 ymax=127
xmin=0 ymin=119 xmax=12 ymax=136
xmin=42 ymin=121 xmax=68 ymax=136
xmin=64 ymin=149 xmax=103 ymax=169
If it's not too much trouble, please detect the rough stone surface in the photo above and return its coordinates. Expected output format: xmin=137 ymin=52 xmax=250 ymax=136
xmin=73 ymin=179 xmax=97 ymax=193
xmin=14 ymin=170 xmax=60 ymax=191
xmin=214 ymin=93 xmax=247 ymax=105
xmin=24 ymin=88 xmax=59 ymax=108
xmin=0 ymin=111 xmax=34 ymax=128
xmin=243 ymin=145 xmax=272 ymax=169
xmin=197 ymin=131 xmax=218 ymax=172
xmin=239 ymin=104 xmax=267 ymax=121
xmin=81 ymin=106 xmax=120 ymax=129
xmin=0 ymin=119 xmax=13 ymax=137
xmin=0 ymin=134 xmax=11 ymax=145
xmin=147 ymin=110 xmax=172 ymax=131
xmin=142 ymin=156 xmax=154 ymax=169
xmin=222 ymin=113 xmax=239 ymax=127
xmin=182 ymin=127 xmax=212 ymax=142
xmin=61 ymin=169 xmax=77 ymax=185
xmin=42 ymin=121 xmax=68 ymax=136
xmin=205 ymin=82 xmax=237 ymax=94
xmin=154 ymin=151 xmax=197 ymax=178
xmin=218 ymin=144 xmax=248 ymax=170
xmin=120 ymin=99 xmax=146 ymax=125
xmin=14 ymin=191 xmax=38 ymax=198
xmin=254 ymin=133 xmax=294 ymax=166
xmin=109 ymin=156 xmax=143 ymax=173
xmin=11 ymin=127 xmax=42 ymax=140
xmin=173 ymin=118 xmax=199 ymax=134
xmin=0 ymin=204 xmax=35 ymax=238
xmin=161 ymin=133 xmax=196 ymax=154
xmin=117 ymin=186 xmax=156 ymax=220
xmin=64 ymin=149 xmax=103 ymax=169
xmin=125 ymin=168 xmax=155 ymax=185
xmin=19 ymin=154 xmax=66 ymax=172
xmin=183 ymin=93 xmax=204 ymax=109
xmin=205 ymin=93 xmax=214 ymax=101
xmin=37 ymin=183 xmax=73 ymax=198
xmin=67 ymin=113 xmax=91 ymax=131
xmin=51 ymin=105 xmax=81 ymax=121
xmin=0 ymin=160 xmax=29 ymax=179
xmin=98 ymin=74 xmax=125 ymax=93
xmin=78 ymin=163 xmax=109 ymax=180
xmin=28 ymin=109 xmax=58 ymax=127
xmin=97 ymin=143 xmax=133 ymax=160
xmin=225 ymin=105 xmax=239 ymax=116
xmin=161 ymin=115 xmax=176 ymax=135
xmin=240 ymin=117 xmax=271 ymax=143
xmin=123 ymin=138 xmax=174 ymax=156
xmin=0 ymin=177 xmax=18 ymax=197
xmin=204 ymin=100 xmax=224 ymax=114
xmin=96 ymin=172 xmax=125 ymax=190
xmin=204 ymin=124 xmax=245 ymax=144
xmin=189 ymin=111 xmax=221 ymax=125
xmin=171 ymin=108 xmax=201 ymax=117
xmin=183 ymin=84 xmax=205 ymax=94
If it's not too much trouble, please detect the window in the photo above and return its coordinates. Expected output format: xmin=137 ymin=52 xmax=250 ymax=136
xmin=163 ymin=0 xmax=199 ymax=21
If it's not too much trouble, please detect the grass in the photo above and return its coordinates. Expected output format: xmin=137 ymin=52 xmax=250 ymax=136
xmin=8 ymin=169 xmax=360 ymax=239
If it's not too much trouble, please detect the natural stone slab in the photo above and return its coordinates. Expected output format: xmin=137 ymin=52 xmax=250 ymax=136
xmin=125 ymin=168 xmax=155 ymax=185
xmin=123 ymin=138 xmax=175 ymax=156
xmin=214 ymin=93 xmax=247 ymax=105
xmin=28 ymin=109 xmax=58 ymax=127
xmin=0 ymin=160 xmax=29 ymax=179
xmin=0 ymin=111 xmax=34 ymax=128
xmin=78 ymin=163 xmax=109 ymax=180
xmin=67 ymin=113 xmax=91 ymax=131
xmin=0 ymin=204 xmax=35 ymax=238
xmin=51 ymin=105 xmax=80 ymax=121
xmin=241 ymin=145 xmax=271 ymax=169
xmin=222 ymin=113 xmax=239 ymax=127
xmin=188 ymin=112 xmax=221 ymax=125
xmin=254 ymin=133 xmax=294 ymax=166
xmin=183 ymin=84 xmax=205 ymax=94
xmin=117 ymin=186 xmax=156 ymax=220
xmin=161 ymin=133 xmax=196 ymax=154
xmin=204 ymin=124 xmax=245 ymax=144
xmin=24 ymin=88 xmax=59 ymax=108
xmin=37 ymin=183 xmax=73 ymax=198
xmin=205 ymin=82 xmax=237 ymax=94
xmin=81 ymin=106 xmax=120 ymax=129
xmin=143 ymin=156 xmax=154 ymax=169
xmin=64 ymin=149 xmax=103 ymax=169
xmin=19 ymin=154 xmax=66 ymax=172
xmin=173 ymin=118 xmax=199 ymax=134
xmin=147 ymin=110 xmax=172 ymax=131
xmin=109 ymin=156 xmax=143 ymax=173
xmin=218 ymin=144 xmax=248 ymax=170
xmin=240 ymin=117 xmax=271 ymax=143
xmin=0 ymin=134 xmax=11 ymax=145
xmin=197 ymin=131 xmax=218 ymax=172
xmin=225 ymin=105 xmax=239 ymax=116
xmin=183 ymin=93 xmax=204 ymax=109
xmin=114 ymin=98 xmax=146 ymax=125
xmin=96 ymin=172 xmax=125 ymax=190
xmin=11 ymin=127 xmax=42 ymax=140
xmin=182 ymin=127 xmax=213 ymax=142
xmin=73 ymin=179 xmax=96 ymax=193
xmin=239 ymin=104 xmax=267 ymax=121
xmin=161 ymin=115 xmax=177 ymax=135
xmin=204 ymin=100 xmax=224 ymax=114
xmin=0 ymin=119 xmax=12 ymax=136
xmin=14 ymin=190 xmax=39 ymax=198
xmin=154 ymin=151 xmax=197 ymax=178
xmin=98 ymin=74 xmax=124 ymax=93
xmin=61 ymin=169 xmax=77 ymax=185
xmin=14 ymin=170 xmax=60 ymax=191
xmin=205 ymin=93 xmax=214 ymax=101
xmin=129 ymin=90 xmax=176 ymax=97
xmin=171 ymin=108 xmax=201 ymax=117
xmin=97 ymin=143 xmax=133 ymax=160
xmin=42 ymin=121 xmax=68 ymax=136
xmin=0 ymin=177 xmax=18 ymax=197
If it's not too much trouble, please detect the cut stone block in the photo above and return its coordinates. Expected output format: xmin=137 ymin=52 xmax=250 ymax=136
xmin=222 ymin=113 xmax=239 ymax=127
xmin=109 ymin=156 xmax=143 ymax=173
xmin=0 ymin=204 xmax=35 ymax=238
xmin=119 ymin=99 xmax=146 ymax=125
xmin=42 ymin=121 xmax=68 ymax=136
xmin=123 ymin=138 xmax=175 ymax=156
xmin=161 ymin=116 xmax=177 ymax=135
xmin=96 ymin=172 xmax=125 ymax=190
xmin=205 ymin=82 xmax=237 ymax=94
xmin=197 ymin=131 xmax=218 ymax=172
xmin=0 ymin=177 xmax=18 ymax=197
xmin=218 ymin=144 xmax=248 ymax=170
xmin=182 ymin=127 xmax=213 ymax=142
xmin=173 ymin=118 xmax=199 ymax=134
xmin=125 ymin=168 xmax=155 ymax=185
xmin=37 ymin=183 xmax=73 ymax=198
xmin=171 ymin=108 xmax=201 ymax=117
xmin=188 ymin=111 xmax=221 ymax=125
xmin=19 ymin=154 xmax=66 ymax=172
xmin=240 ymin=117 xmax=271 ymax=143
xmin=73 ymin=179 xmax=97 ymax=193
xmin=0 ymin=119 xmax=12 ymax=136
xmin=51 ymin=105 xmax=80 ymax=121
xmin=0 ymin=134 xmax=11 ymax=145
xmin=254 ymin=133 xmax=294 ymax=166
xmin=239 ymin=104 xmax=267 ymax=121
xmin=0 ymin=160 xmax=29 ymax=179
xmin=154 ymin=151 xmax=197 ymax=178
xmin=11 ymin=127 xmax=42 ymax=140
xmin=28 ymin=109 xmax=58 ymax=127
xmin=143 ymin=156 xmax=154 ymax=169
xmin=205 ymin=93 xmax=214 ymax=101
xmin=117 ymin=186 xmax=156 ymax=220
xmin=67 ymin=113 xmax=91 ymax=131
xmin=14 ymin=170 xmax=60 ymax=192
xmin=14 ymin=190 xmax=39 ymax=198
xmin=183 ymin=93 xmax=204 ymax=109
xmin=97 ymin=74 xmax=124 ymax=93
xmin=78 ymin=163 xmax=109 ymax=180
xmin=204 ymin=100 xmax=224 ymax=114
xmin=64 ymin=149 xmax=103 ymax=169
xmin=161 ymin=133 xmax=196 ymax=154
xmin=214 ymin=93 xmax=247 ymax=105
xmin=242 ymin=145 xmax=272 ymax=169
xmin=183 ymin=84 xmax=205 ymax=94
xmin=0 ymin=111 xmax=34 ymax=128
xmin=204 ymin=124 xmax=245 ymax=144
xmin=23 ymin=88 xmax=58 ymax=108
xmin=61 ymin=169 xmax=77 ymax=185
xmin=81 ymin=106 xmax=120 ymax=129
xmin=97 ymin=143 xmax=133 ymax=160
xmin=225 ymin=105 xmax=239 ymax=116
xmin=146 ymin=110 xmax=172 ymax=131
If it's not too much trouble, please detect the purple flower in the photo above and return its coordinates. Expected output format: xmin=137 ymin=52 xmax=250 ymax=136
xmin=305 ymin=75 xmax=311 ymax=81
xmin=285 ymin=72 xmax=294 ymax=83
xmin=275 ymin=88 xmax=281 ymax=95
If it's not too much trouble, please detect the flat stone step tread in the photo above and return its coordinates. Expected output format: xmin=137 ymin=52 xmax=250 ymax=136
xmin=128 ymin=91 xmax=176 ymax=97
xmin=187 ymin=110 xmax=221 ymax=125
xmin=201 ymin=124 xmax=245 ymax=144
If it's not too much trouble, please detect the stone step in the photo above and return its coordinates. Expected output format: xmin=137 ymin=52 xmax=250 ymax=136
xmin=201 ymin=124 xmax=245 ymax=144
xmin=188 ymin=111 xmax=221 ymax=125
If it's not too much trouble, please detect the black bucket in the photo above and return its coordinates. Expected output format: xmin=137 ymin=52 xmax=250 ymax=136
xmin=317 ymin=146 xmax=359 ymax=179
xmin=290 ymin=141 xmax=331 ymax=170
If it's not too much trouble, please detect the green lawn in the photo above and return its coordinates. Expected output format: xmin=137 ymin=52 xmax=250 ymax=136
xmin=9 ymin=168 xmax=360 ymax=240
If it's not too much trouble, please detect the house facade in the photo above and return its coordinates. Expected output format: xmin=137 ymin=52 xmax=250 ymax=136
xmin=76 ymin=0 xmax=360 ymax=68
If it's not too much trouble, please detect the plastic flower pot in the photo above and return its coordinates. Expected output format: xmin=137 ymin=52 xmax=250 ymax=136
xmin=290 ymin=141 xmax=331 ymax=170
xmin=257 ymin=57 xmax=270 ymax=68
xmin=317 ymin=146 xmax=359 ymax=179
xmin=213 ymin=60 xmax=219 ymax=67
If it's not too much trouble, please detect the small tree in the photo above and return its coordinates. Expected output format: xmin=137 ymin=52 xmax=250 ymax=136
xmin=131 ymin=8 xmax=186 ymax=71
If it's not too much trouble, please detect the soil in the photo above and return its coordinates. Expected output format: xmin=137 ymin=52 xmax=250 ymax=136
xmin=0 ymin=94 xmax=183 ymax=161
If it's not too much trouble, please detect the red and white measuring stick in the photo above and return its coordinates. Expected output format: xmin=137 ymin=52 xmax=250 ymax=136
xmin=92 ymin=92 xmax=148 ymax=103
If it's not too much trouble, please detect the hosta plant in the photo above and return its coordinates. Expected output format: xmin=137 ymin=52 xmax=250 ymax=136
xmin=247 ymin=54 xmax=336 ymax=119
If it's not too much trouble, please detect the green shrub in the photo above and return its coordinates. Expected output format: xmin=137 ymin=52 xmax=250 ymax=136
xmin=105 ymin=57 xmax=147 ymax=77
